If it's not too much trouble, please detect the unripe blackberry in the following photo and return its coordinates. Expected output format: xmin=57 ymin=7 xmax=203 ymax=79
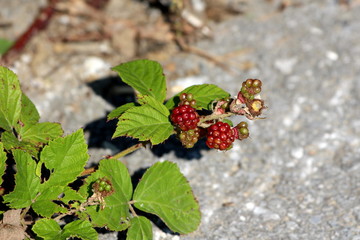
xmin=171 ymin=105 xmax=200 ymax=131
xmin=179 ymin=128 xmax=201 ymax=148
xmin=240 ymin=79 xmax=262 ymax=100
xmin=206 ymin=121 xmax=235 ymax=150
xmin=179 ymin=93 xmax=196 ymax=107
xmin=233 ymin=121 xmax=250 ymax=140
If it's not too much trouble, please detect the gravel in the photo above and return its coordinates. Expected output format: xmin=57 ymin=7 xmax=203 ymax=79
xmin=1 ymin=0 xmax=360 ymax=239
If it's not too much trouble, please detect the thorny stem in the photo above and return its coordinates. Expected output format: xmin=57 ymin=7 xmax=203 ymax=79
xmin=81 ymin=143 xmax=144 ymax=176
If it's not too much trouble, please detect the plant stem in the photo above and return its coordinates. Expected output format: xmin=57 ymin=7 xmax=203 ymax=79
xmin=81 ymin=143 xmax=144 ymax=176
xmin=128 ymin=200 xmax=137 ymax=217
xmin=198 ymin=112 xmax=234 ymax=127
xmin=112 ymin=142 xmax=144 ymax=160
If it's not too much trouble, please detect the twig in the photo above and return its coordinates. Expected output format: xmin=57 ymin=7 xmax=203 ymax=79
xmin=1 ymin=0 xmax=59 ymax=65
xmin=80 ymin=142 xmax=145 ymax=176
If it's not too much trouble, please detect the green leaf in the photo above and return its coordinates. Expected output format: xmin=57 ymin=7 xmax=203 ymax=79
xmin=85 ymin=159 xmax=132 ymax=231
xmin=0 ymin=142 xmax=6 ymax=186
xmin=0 ymin=66 xmax=22 ymax=131
xmin=40 ymin=129 xmax=88 ymax=188
xmin=112 ymin=60 xmax=167 ymax=102
xmin=1 ymin=131 xmax=38 ymax=156
xmin=165 ymin=84 xmax=230 ymax=110
xmin=3 ymin=150 xmax=41 ymax=208
xmin=19 ymin=93 xmax=40 ymax=125
xmin=113 ymin=103 xmax=173 ymax=145
xmin=33 ymin=219 xmax=98 ymax=240
xmin=133 ymin=161 xmax=201 ymax=234
xmin=126 ymin=216 xmax=153 ymax=240
xmin=61 ymin=186 xmax=87 ymax=204
xmin=32 ymin=186 xmax=67 ymax=217
xmin=62 ymin=220 xmax=98 ymax=240
xmin=33 ymin=219 xmax=62 ymax=240
xmin=107 ymin=102 xmax=137 ymax=121
xmin=19 ymin=122 xmax=63 ymax=144
xmin=0 ymin=38 xmax=13 ymax=55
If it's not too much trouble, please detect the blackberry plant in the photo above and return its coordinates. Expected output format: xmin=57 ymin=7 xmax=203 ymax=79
xmin=0 ymin=59 xmax=266 ymax=240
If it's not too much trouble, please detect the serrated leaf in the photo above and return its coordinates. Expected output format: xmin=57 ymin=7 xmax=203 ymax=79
xmin=0 ymin=66 xmax=22 ymax=131
xmin=62 ymin=220 xmax=98 ymax=240
xmin=32 ymin=186 xmax=67 ymax=217
xmin=133 ymin=161 xmax=201 ymax=234
xmin=85 ymin=159 xmax=132 ymax=231
xmin=19 ymin=93 xmax=40 ymax=124
xmin=112 ymin=60 xmax=167 ymax=102
xmin=3 ymin=150 xmax=41 ymax=208
xmin=165 ymin=84 xmax=230 ymax=110
xmin=107 ymin=102 xmax=137 ymax=121
xmin=19 ymin=122 xmax=63 ymax=144
xmin=40 ymin=129 xmax=88 ymax=188
xmin=0 ymin=142 xmax=6 ymax=186
xmin=137 ymin=95 xmax=169 ymax=116
xmin=1 ymin=130 xmax=43 ymax=157
xmin=33 ymin=219 xmax=98 ymax=240
xmin=113 ymin=104 xmax=173 ymax=145
xmin=33 ymin=219 xmax=62 ymax=240
xmin=126 ymin=216 xmax=153 ymax=240
xmin=61 ymin=186 xmax=87 ymax=204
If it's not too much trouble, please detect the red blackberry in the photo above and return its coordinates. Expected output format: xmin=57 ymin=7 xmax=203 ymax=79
xmin=206 ymin=121 xmax=235 ymax=150
xmin=170 ymin=105 xmax=200 ymax=131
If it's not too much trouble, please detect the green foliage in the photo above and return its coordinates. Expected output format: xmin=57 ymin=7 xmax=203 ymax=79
xmin=112 ymin=59 xmax=167 ymax=102
xmin=3 ymin=150 xmax=40 ymax=208
xmin=0 ymin=66 xmax=22 ymax=131
xmin=0 ymin=142 xmax=5 ymax=186
xmin=165 ymin=84 xmax=230 ymax=110
xmin=33 ymin=219 xmax=98 ymax=240
xmin=127 ymin=216 xmax=153 ymax=240
xmin=0 ymin=38 xmax=12 ymax=55
xmin=84 ymin=159 xmax=132 ymax=231
xmin=113 ymin=95 xmax=173 ymax=144
xmin=0 ymin=59 xmax=258 ymax=240
xmin=133 ymin=161 xmax=201 ymax=234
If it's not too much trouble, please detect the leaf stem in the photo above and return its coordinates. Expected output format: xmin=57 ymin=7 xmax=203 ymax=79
xmin=128 ymin=200 xmax=138 ymax=217
xmin=81 ymin=143 xmax=145 ymax=176
xmin=112 ymin=142 xmax=144 ymax=160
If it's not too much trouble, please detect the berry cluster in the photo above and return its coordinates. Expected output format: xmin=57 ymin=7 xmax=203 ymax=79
xmin=170 ymin=94 xmax=200 ymax=131
xmin=93 ymin=177 xmax=114 ymax=197
xmin=170 ymin=81 xmax=265 ymax=151
xmin=206 ymin=121 xmax=235 ymax=150
xmin=240 ymin=79 xmax=262 ymax=100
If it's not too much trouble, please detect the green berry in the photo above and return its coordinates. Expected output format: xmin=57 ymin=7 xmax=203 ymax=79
xmin=238 ymin=121 xmax=248 ymax=128
xmin=186 ymin=93 xmax=193 ymax=101
xmin=239 ymin=127 xmax=249 ymax=135
xmin=245 ymin=79 xmax=253 ymax=88
xmin=254 ymin=87 xmax=261 ymax=94
xmin=104 ymin=185 xmax=111 ymax=191
xmin=252 ymin=79 xmax=262 ymax=88
xmin=100 ymin=181 xmax=107 ymax=186
xmin=99 ymin=186 xmax=104 ymax=191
